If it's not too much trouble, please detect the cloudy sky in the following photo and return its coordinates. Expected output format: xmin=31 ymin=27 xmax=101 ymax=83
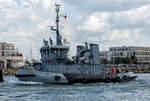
xmin=0 ymin=0 xmax=150 ymax=60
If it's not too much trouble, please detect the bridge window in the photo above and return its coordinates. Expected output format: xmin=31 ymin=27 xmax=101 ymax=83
xmin=40 ymin=50 xmax=43 ymax=54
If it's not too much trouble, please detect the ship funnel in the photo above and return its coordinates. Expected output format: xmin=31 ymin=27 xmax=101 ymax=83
xmin=89 ymin=44 xmax=100 ymax=64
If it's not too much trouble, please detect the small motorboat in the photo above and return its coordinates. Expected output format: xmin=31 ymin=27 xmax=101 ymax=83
xmin=117 ymin=72 xmax=137 ymax=82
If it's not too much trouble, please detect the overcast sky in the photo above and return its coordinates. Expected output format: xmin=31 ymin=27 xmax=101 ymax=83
xmin=0 ymin=0 xmax=150 ymax=60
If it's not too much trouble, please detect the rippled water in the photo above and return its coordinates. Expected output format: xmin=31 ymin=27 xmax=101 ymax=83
xmin=0 ymin=74 xmax=150 ymax=101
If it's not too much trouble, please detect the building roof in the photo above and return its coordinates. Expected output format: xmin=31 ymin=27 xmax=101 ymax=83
xmin=110 ymin=46 xmax=150 ymax=48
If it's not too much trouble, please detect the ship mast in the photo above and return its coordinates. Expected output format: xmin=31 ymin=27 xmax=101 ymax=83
xmin=51 ymin=4 xmax=62 ymax=46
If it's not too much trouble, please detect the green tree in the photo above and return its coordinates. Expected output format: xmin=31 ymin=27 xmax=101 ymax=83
xmin=24 ymin=60 xmax=31 ymax=66
xmin=131 ymin=55 xmax=137 ymax=64
xmin=115 ymin=57 xmax=122 ymax=64
xmin=100 ymin=58 xmax=108 ymax=64
xmin=126 ymin=57 xmax=131 ymax=64
xmin=31 ymin=59 xmax=38 ymax=63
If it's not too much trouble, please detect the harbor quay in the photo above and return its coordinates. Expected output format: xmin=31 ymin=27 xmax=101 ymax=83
xmin=105 ymin=65 xmax=150 ymax=74
xmin=1 ymin=65 xmax=150 ymax=75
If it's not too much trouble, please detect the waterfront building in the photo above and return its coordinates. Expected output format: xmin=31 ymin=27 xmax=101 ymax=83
xmin=0 ymin=42 xmax=23 ymax=69
xmin=100 ymin=51 xmax=112 ymax=61
xmin=100 ymin=46 xmax=150 ymax=64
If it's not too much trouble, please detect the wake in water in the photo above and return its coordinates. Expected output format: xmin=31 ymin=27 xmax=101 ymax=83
xmin=3 ymin=76 xmax=43 ymax=85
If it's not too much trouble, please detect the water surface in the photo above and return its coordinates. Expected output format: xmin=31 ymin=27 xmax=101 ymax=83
xmin=0 ymin=74 xmax=150 ymax=101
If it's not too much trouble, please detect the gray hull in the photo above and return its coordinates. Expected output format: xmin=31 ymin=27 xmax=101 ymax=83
xmin=15 ymin=69 xmax=137 ymax=84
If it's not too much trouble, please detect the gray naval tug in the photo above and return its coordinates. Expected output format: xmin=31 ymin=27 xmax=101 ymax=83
xmin=15 ymin=4 xmax=137 ymax=84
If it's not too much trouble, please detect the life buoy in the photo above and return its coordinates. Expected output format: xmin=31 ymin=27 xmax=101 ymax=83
xmin=55 ymin=75 xmax=61 ymax=81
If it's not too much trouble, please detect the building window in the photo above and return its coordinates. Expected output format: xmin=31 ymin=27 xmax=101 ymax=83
xmin=6 ymin=53 xmax=9 ymax=56
xmin=2 ymin=51 xmax=5 ymax=56
xmin=1 ymin=45 xmax=5 ymax=50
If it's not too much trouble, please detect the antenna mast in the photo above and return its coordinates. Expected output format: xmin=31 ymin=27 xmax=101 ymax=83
xmin=51 ymin=4 xmax=62 ymax=46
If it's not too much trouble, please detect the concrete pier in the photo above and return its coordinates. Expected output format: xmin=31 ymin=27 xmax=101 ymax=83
xmin=0 ymin=70 xmax=4 ymax=82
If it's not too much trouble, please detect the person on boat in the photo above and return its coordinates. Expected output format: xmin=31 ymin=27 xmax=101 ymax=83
xmin=116 ymin=68 xmax=120 ymax=73
xmin=112 ymin=68 xmax=115 ymax=74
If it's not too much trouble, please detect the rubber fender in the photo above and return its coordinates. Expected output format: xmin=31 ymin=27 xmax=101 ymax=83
xmin=82 ymin=78 xmax=87 ymax=83
xmin=69 ymin=77 xmax=74 ymax=81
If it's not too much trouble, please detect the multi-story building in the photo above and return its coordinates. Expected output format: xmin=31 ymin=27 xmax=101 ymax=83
xmin=100 ymin=51 xmax=111 ymax=61
xmin=0 ymin=42 xmax=23 ymax=69
xmin=100 ymin=46 xmax=150 ymax=64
